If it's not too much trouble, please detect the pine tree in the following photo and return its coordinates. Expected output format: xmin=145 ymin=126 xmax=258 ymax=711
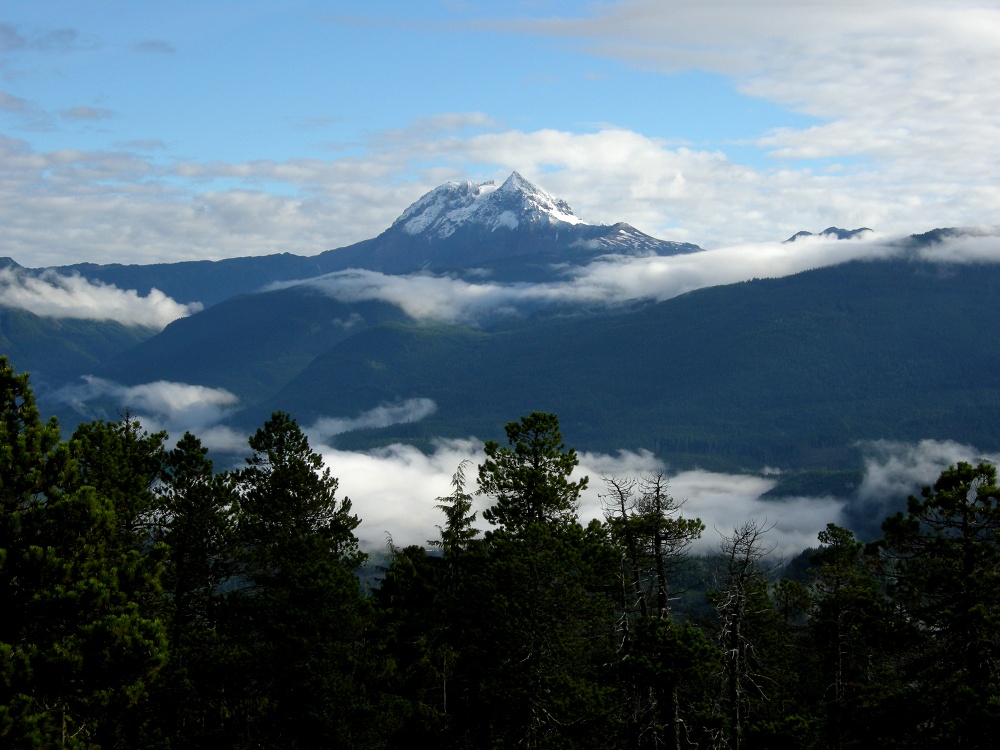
xmin=479 ymin=411 xmax=587 ymax=531
xmin=1 ymin=359 xmax=168 ymax=747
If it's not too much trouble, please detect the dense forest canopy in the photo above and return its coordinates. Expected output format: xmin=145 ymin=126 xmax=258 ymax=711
xmin=2 ymin=354 xmax=999 ymax=748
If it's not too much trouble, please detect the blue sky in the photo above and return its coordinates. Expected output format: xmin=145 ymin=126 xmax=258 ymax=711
xmin=2 ymin=0 xmax=998 ymax=266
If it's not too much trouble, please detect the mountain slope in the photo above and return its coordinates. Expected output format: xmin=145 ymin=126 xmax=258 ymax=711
xmin=237 ymin=258 xmax=1000 ymax=470
xmin=0 ymin=305 xmax=155 ymax=389
xmin=97 ymin=287 xmax=410 ymax=403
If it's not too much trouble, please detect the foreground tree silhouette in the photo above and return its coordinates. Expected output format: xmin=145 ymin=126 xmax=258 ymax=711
xmin=805 ymin=523 xmax=896 ymax=749
xmin=602 ymin=474 xmax=712 ymax=749
xmin=471 ymin=412 xmax=618 ymax=748
xmin=712 ymin=519 xmax=777 ymax=750
xmin=224 ymin=412 xmax=372 ymax=748
xmin=0 ymin=358 xmax=168 ymax=748
xmin=870 ymin=461 xmax=1000 ymax=747
xmin=151 ymin=432 xmax=238 ymax=748
xmin=479 ymin=411 xmax=588 ymax=530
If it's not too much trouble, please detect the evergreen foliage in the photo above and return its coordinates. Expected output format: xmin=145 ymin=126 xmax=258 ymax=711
xmin=223 ymin=412 xmax=372 ymax=748
xmin=3 ymin=353 xmax=1000 ymax=748
xmin=870 ymin=462 xmax=1000 ymax=747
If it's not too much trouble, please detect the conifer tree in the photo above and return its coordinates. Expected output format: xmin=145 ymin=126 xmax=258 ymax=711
xmin=479 ymin=411 xmax=587 ymax=531
xmin=472 ymin=412 xmax=618 ymax=748
xmin=154 ymin=432 xmax=237 ymax=748
xmin=807 ymin=523 xmax=893 ymax=748
xmin=1 ymin=359 xmax=168 ymax=747
xmin=870 ymin=461 xmax=1000 ymax=746
xmin=601 ymin=473 xmax=712 ymax=749
xmin=224 ymin=412 xmax=371 ymax=748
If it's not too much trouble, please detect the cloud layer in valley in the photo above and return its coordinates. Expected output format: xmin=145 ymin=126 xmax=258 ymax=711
xmin=320 ymin=435 xmax=998 ymax=557
xmin=855 ymin=438 xmax=1000 ymax=516
xmin=58 ymin=375 xmax=994 ymax=557
xmin=0 ymin=268 xmax=201 ymax=328
xmin=300 ymin=439 xmax=849 ymax=557
xmin=282 ymin=230 xmax=1000 ymax=325
xmin=55 ymin=376 xmax=247 ymax=452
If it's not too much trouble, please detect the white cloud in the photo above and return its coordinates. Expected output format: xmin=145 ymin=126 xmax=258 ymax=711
xmin=319 ymin=438 xmax=483 ymax=551
xmin=307 ymin=398 xmax=437 ymax=441
xmin=55 ymin=377 xmax=243 ymax=452
xmin=531 ymin=1 xmax=1000 ymax=182
xmin=0 ymin=268 xmax=201 ymax=328
xmin=321 ymin=439 xmax=841 ymax=557
xmin=326 ymin=436 xmax=999 ymax=558
xmin=50 ymin=375 xmax=977 ymax=558
xmin=3 ymin=114 xmax=998 ymax=269
xmin=2 ymin=3 xmax=999 ymax=268
xmin=856 ymin=438 xmax=1000 ymax=514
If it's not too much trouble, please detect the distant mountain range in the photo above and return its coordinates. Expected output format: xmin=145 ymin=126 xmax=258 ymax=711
xmin=4 ymin=172 xmax=1000 ymax=505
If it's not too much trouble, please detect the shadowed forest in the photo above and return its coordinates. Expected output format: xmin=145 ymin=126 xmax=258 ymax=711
xmin=3 ymin=354 xmax=999 ymax=749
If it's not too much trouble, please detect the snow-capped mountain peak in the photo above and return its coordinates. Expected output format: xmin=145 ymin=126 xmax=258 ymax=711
xmin=393 ymin=172 xmax=582 ymax=239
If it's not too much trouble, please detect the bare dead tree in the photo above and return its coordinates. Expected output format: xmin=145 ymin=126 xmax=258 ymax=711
xmin=713 ymin=519 xmax=778 ymax=750
xmin=601 ymin=473 xmax=706 ymax=750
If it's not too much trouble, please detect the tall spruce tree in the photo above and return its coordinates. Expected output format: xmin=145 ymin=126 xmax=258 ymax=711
xmin=472 ymin=412 xmax=619 ymax=748
xmin=224 ymin=412 xmax=371 ymax=748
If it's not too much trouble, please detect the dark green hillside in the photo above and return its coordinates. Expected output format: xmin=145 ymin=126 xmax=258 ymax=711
xmin=0 ymin=304 xmax=155 ymax=387
xmin=97 ymin=286 xmax=409 ymax=403
xmin=51 ymin=247 xmax=368 ymax=307
xmin=252 ymin=259 xmax=1000 ymax=470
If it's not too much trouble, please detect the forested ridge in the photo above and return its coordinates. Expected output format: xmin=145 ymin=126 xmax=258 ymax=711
xmin=3 ymin=355 xmax=999 ymax=749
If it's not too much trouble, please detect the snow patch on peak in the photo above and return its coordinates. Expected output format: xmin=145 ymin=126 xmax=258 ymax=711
xmin=393 ymin=172 xmax=582 ymax=239
xmin=394 ymin=180 xmax=496 ymax=236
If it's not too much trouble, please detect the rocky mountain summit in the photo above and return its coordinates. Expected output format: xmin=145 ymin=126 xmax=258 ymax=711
xmin=394 ymin=172 xmax=581 ymax=238
xmin=327 ymin=171 xmax=700 ymax=279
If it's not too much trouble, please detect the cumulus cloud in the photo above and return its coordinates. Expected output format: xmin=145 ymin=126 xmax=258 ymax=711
xmin=285 ymin=230 xmax=998 ymax=325
xmin=529 ymin=1 xmax=1000 ymax=182
xmin=0 ymin=268 xmax=201 ymax=328
xmin=3 ymin=3 xmax=1000 ymax=267
xmin=2 ymin=119 xmax=998 ymax=268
